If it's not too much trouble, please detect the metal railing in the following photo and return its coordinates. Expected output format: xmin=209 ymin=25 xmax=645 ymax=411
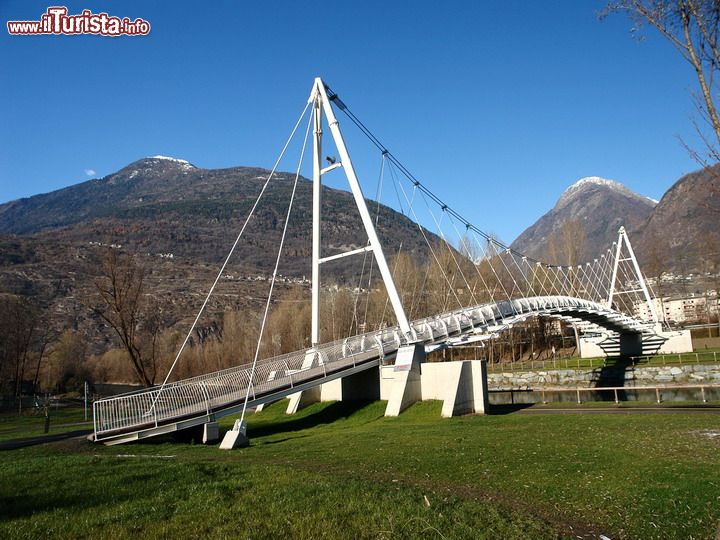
xmin=486 ymin=350 xmax=720 ymax=374
xmin=93 ymin=296 xmax=648 ymax=441
xmin=93 ymin=330 xmax=396 ymax=439
xmin=490 ymin=383 xmax=720 ymax=405
xmin=629 ymin=351 xmax=719 ymax=366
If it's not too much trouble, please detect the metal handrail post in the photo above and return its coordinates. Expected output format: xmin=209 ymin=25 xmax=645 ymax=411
xmin=286 ymin=361 xmax=294 ymax=388
xmin=200 ymin=382 xmax=211 ymax=416
xmin=92 ymin=401 xmax=98 ymax=440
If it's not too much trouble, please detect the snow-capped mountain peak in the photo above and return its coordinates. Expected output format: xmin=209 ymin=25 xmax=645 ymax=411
xmin=563 ymin=176 xmax=625 ymax=195
xmin=557 ymin=176 xmax=655 ymax=209
xmin=150 ymin=155 xmax=190 ymax=164
xmin=511 ymin=175 xmax=657 ymax=264
xmin=146 ymin=155 xmax=196 ymax=170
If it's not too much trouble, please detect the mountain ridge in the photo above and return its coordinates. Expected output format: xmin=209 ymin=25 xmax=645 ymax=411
xmin=0 ymin=157 xmax=438 ymax=277
xmin=557 ymin=176 xmax=657 ymax=208
xmin=0 ymin=157 xmax=441 ymax=350
xmin=510 ymin=175 xmax=656 ymax=264
xmin=510 ymin=166 xmax=719 ymax=274
xmin=635 ymin=163 xmax=720 ymax=274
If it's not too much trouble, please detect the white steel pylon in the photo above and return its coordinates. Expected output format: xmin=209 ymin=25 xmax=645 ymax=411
xmin=308 ymin=77 xmax=411 ymax=346
xmin=607 ymin=226 xmax=660 ymax=327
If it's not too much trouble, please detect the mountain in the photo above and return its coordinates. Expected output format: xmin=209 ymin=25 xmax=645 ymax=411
xmin=510 ymin=176 xmax=657 ymax=264
xmin=0 ymin=156 xmax=438 ymax=349
xmin=0 ymin=156 xmax=432 ymax=277
xmin=635 ymin=164 xmax=720 ymax=274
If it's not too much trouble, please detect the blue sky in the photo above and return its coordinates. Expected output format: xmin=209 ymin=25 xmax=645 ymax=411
xmin=0 ymin=0 xmax=703 ymax=244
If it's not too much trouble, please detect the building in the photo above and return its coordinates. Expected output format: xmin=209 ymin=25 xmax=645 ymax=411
xmin=635 ymin=292 xmax=719 ymax=324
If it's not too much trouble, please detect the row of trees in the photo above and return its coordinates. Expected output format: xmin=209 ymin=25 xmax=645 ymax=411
xmin=1 ymin=250 xmax=169 ymax=399
xmin=1 ymin=206 xmax=587 ymax=397
xmin=84 ymin=242 xmax=576 ymax=387
xmin=2 ymin=245 xmax=582 ymax=399
xmin=0 ymin=294 xmax=91 ymax=401
xmin=0 ymin=296 xmax=46 ymax=398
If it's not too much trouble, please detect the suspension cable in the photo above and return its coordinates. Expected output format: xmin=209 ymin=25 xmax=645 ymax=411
xmin=148 ymin=100 xmax=312 ymax=413
xmin=327 ymin=85 xmax=562 ymax=266
xmin=328 ymin=80 xmax=646 ymax=321
xmin=361 ymin=153 xmax=389 ymax=329
xmin=396 ymin=179 xmax=464 ymax=310
xmin=417 ymin=194 xmax=466 ymax=312
xmin=239 ymin=106 xmax=314 ymax=424
xmin=325 ymin=81 xmax=661 ymax=342
xmin=432 ymin=204 xmax=481 ymax=308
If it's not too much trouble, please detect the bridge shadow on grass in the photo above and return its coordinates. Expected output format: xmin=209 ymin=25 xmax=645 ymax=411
xmin=126 ymin=402 xmax=381 ymax=446
xmin=487 ymin=403 xmax=534 ymax=415
xmin=244 ymin=400 xmax=380 ymax=440
xmin=0 ymin=478 xmax=138 ymax=521
xmin=256 ymin=435 xmax=311 ymax=446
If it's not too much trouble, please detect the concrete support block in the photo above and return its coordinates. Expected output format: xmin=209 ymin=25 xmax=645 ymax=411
xmin=385 ymin=344 xmax=424 ymax=417
xmin=219 ymin=420 xmax=248 ymax=450
xmin=471 ymin=360 xmax=489 ymax=415
xmin=321 ymin=367 xmax=380 ymax=402
xmin=286 ymin=385 xmax=321 ymax=414
xmin=656 ymin=329 xmax=693 ymax=354
xmin=320 ymin=378 xmax=343 ymax=401
xmin=380 ymin=365 xmax=396 ymax=400
xmin=580 ymin=329 xmax=693 ymax=358
xmin=202 ymin=421 xmax=219 ymax=444
xmin=423 ymin=360 xmax=489 ymax=417
xmin=439 ymin=362 xmax=465 ymax=417
xmin=578 ymin=334 xmax=609 ymax=358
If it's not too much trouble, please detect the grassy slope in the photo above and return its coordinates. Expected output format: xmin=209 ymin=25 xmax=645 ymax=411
xmin=0 ymin=407 xmax=90 ymax=443
xmin=1 ymin=402 xmax=719 ymax=539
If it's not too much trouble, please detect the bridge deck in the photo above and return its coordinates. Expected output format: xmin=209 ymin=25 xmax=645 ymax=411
xmin=92 ymin=296 xmax=650 ymax=444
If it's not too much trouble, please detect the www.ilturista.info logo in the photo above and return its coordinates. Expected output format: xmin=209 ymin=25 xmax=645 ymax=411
xmin=7 ymin=6 xmax=150 ymax=36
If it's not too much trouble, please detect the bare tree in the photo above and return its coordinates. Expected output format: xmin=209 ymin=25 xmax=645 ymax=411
xmin=50 ymin=329 xmax=89 ymax=393
xmin=264 ymin=286 xmax=311 ymax=355
xmin=458 ymin=234 xmax=482 ymax=263
xmin=603 ymin=1 xmax=720 ymax=163
xmin=568 ymin=221 xmax=587 ymax=266
xmin=0 ymin=295 xmax=40 ymax=399
xmin=92 ymin=250 xmax=159 ymax=387
xmin=546 ymin=219 xmax=587 ymax=267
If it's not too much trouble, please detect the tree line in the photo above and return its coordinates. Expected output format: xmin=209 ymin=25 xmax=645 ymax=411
xmin=2 ymin=226 xmax=588 ymax=400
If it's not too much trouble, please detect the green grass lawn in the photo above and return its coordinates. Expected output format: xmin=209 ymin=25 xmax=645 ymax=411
xmin=1 ymin=401 xmax=720 ymax=539
xmin=0 ymin=406 xmax=91 ymax=443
